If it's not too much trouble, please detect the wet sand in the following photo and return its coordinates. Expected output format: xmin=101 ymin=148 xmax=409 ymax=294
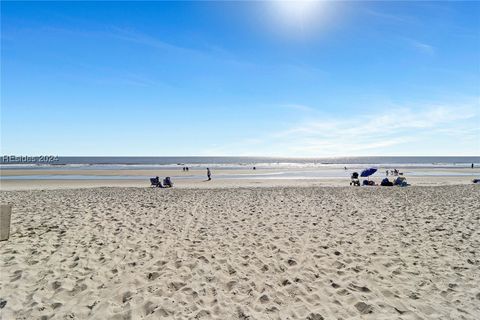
xmin=1 ymin=166 xmax=479 ymax=191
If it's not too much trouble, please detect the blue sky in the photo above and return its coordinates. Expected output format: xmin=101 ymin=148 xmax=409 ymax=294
xmin=1 ymin=1 xmax=479 ymax=156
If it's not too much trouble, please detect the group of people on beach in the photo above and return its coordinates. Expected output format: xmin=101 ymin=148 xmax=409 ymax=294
xmin=150 ymin=176 xmax=173 ymax=188
xmin=350 ymin=170 xmax=408 ymax=187
xmin=386 ymin=169 xmax=401 ymax=176
xmin=151 ymin=167 xmax=212 ymax=187
xmin=181 ymin=166 xmax=211 ymax=180
xmin=182 ymin=167 xmax=211 ymax=180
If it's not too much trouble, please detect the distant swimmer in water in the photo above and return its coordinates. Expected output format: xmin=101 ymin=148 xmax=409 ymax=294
xmin=207 ymin=168 xmax=211 ymax=181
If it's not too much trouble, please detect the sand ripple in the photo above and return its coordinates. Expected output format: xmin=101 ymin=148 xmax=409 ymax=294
xmin=1 ymin=186 xmax=479 ymax=319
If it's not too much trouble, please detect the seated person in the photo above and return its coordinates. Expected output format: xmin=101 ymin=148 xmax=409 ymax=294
xmin=350 ymin=172 xmax=360 ymax=186
xmin=150 ymin=176 xmax=163 ymax=187
xmin=394 ymin=176 xmax=408 ymax=187
xmin=381 ymin=178 xmax=393 ymax=186
xmin=163 ymin=177 xmax=173 ymax=188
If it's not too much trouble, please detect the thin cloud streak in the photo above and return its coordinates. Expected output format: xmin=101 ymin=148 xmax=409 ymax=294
xmin=406 ymin=38 xmax=435 ymax=55
xmin=282 ymin=104 xmax=316 ymax=113
xmin=362 ymin=8 xmax=412 ymax=23
xmin=247 ymin=101 xmax=480 ymax=156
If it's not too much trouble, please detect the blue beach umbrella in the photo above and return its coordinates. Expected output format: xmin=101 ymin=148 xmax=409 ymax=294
xmin=360 ymin=167 xmax=377 ymax=177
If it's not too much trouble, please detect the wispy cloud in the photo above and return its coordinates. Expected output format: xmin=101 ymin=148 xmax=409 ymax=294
xmin=359 ymin=10 xmax=435 ymax=55
xmin=105 ymin=27 xmax=209 ymax=57
xmin=281 ymin=104 xmax=316 ymax=113
xmin=362 ymin=8 xmax=412 ymax=23
xmin=405 ymin=38 xmax=435 ymax=55
xmin=227 ymin=99 xmax=480 ymax=156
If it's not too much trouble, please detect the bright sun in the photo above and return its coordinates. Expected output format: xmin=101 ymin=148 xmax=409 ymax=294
xmin=263 ymin=0 xmax=337 ymax=39
xmin=271 ymin=0 xmax=326 ymax=32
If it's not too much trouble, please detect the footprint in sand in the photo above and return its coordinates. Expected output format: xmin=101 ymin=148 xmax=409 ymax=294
xmin=147 ymin=272 xmax=160 ymax=280
xmin=281 ymin=279 xmax=291 ymax=286
xmin=226 ymin=280 xmax=237 ymax=291
xmin=258 ymin=294 xmax=270 ymax=304
xmin=51 ymin=302 xmax=62 ymax=310
xmin=143 ymin=301 xmax=157 ymax=315
xmin=51 ymin=280 xmax=62 ymax=290
xmin=122 ymin=291 xmax=133 ymax=303
xmin=69 ymin=283 xmax=87 ymax=296
xmin=348 ymin=283 xmax=371 ymax=293
xmin=355 ymin=301 xmax=374 ymax=314
xmin=337 ymin=288 xmax=350 ymax=296
xmin=168 ymin=281 xmax=186 ymax=291
xmin=306 ymin=313 xmax=324 ymax=320
xmin=11 ymin=270 xmax=23 ymax=282
xmin=287 ymin=258 xmax=297 ymax=266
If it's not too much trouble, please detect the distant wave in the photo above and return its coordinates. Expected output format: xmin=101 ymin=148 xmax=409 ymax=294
xmin=1 ymin=156 xmax=479 ymax=170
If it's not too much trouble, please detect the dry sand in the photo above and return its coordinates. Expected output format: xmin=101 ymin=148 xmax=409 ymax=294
xmin=1 ymin=185 xmax=479 ymax=319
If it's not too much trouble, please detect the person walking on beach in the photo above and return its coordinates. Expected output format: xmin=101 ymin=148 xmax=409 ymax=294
xmin=207 ymin=168 xmax=211 ymax=181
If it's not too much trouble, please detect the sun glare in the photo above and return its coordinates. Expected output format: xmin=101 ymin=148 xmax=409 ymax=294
xmin=270 ymin=0 xmax=327 ymax=34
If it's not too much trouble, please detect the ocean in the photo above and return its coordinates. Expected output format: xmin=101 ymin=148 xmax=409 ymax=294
xmin=1 ymin=156 xmax=479 ymax=170
xmin=1 ymin=156 xmax=479 ymax=181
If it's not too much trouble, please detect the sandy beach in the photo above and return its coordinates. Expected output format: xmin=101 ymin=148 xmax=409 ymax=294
xmin=1 ymin=185 xmax=479 ymax=319
xmin=2 ymin=0 xmax=479 ymax=318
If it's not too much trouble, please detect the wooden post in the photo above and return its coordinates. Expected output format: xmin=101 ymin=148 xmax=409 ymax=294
xmin=0 ymin=205 xmax=12 ymax=241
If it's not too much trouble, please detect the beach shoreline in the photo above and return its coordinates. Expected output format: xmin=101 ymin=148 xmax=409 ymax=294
xmin=1 ymin=166 xmax=479 ymax=191
xmin=0 ymin=176 xmax=478 ymax=191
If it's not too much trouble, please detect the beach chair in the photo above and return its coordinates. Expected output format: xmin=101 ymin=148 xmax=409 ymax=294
xmin=150 ymin=177 xmax=163 ymax=188
xmin=350 ymin=172 xmax=360 ymax=186
xmin=163 ymin=177 xmax=173 ymax=188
